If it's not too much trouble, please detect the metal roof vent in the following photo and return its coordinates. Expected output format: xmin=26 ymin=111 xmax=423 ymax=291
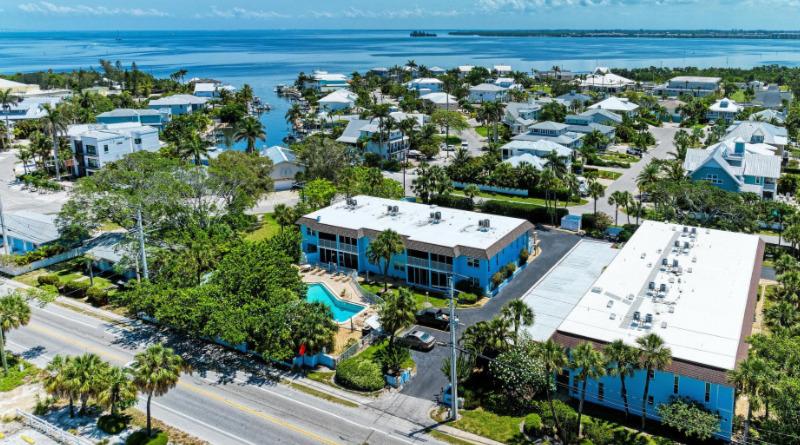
xmin=668 ymin=306 xmax=675 ymax=313
xmin=661 ymin=321 xmax=668 ymax=329
xmin=607 ymin=300 xmax=614 ymax=308
xmin=609 ymin=313 xmax=617 ymax=320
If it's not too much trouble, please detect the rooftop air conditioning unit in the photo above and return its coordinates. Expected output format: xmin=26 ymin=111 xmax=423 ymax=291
xmin=633 ymin=311 xmax=641 ymax=321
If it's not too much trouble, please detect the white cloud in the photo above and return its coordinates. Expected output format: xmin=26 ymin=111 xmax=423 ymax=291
xmin=196 ymin=6 xmax=290 ymax=19
xmin=18 ymin=1 xmax=169 ymax=17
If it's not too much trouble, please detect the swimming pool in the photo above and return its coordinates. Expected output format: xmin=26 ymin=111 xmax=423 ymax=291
xmin=306 ymin=283 xmax=365 ymax=323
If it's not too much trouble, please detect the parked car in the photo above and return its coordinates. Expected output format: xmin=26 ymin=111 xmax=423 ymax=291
xmin=626 ymin=147 xmax=642 ymax=156
xmin=400 ymin=330 xmax=436 ymax=351
xmin=415 ymin=308 xmax=456 ymax=330
xmin=461 ymin=142 xmax=469 ymax=150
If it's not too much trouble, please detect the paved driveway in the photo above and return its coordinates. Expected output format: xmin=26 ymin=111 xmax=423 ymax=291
xmin=401 ymin=228 xmax=580 ymax=400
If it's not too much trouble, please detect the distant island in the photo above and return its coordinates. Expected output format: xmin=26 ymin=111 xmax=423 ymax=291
xmin=449 ymin=29 xmax=800 ymax=40
xmin=410 ymin=31 xmax=437 ymax=38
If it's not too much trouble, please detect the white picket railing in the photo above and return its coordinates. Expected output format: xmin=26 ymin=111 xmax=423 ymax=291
xmin=15 ymin=409 xmax=94 ymax=445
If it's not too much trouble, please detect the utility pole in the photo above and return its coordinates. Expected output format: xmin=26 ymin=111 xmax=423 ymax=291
xmin=448 ymin=275 xmax=458 ymax=421
xmin=0 ymin=195 xmax=9 ymax=256
xmin=136 ymin=206 xmax=149 ymax=280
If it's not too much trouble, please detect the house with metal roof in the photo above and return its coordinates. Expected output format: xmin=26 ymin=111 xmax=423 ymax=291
xmin=260 ymin=146 xmax=304 ymax=190
xmin=511 ymin=121 xmax=585 ymax=149
xmin=579 ymin=67 xmax=635 ymax=92
xmin=0 ymin=211 xmax=60 ymax=255
xmin=683 ymin=138 xmax=781 ymax=199
xmin=588 ymin=96 xmax=639 ymax=116
xmin=500 ymin=140 xmax=573 ymax=170
xmin=318 ymin=89 xmax=358 ymax=112
xmin=557 ymin=91 xmax=593 ymax=108
xmin=502 ymin=102 xmax=542 ymax=135
xmin=96 ymin=108 xmax=170 ymax=130
xmin=407 ymin=78 xmax=443 ymax=94
xmin=336 ymin=115 xmax=410 ymax=160
xmin=468 ymin=83 xmax=508 ymax=103
xmin=707 ymin=98 xmax=741 ymax=124
xmin=420 ymin=92 xmax=457 ymax=110
xmin=0 ymin=97 xmax=61 ymax=126
xmin=724 ymin=120 xmax=788 ymax=151
xmin=147 ymin=94 xmax=208 ymax=116
xmin=306 ymin=71 xmax=349 ymax=92
xmin=655 ymin=76 xmax=721 ymax=98
xmin=749 ymin=109 xmax=787 ymax=125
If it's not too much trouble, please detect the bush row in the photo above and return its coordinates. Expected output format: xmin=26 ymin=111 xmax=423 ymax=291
xmin=334 ymin=358 xmax=384 ymax=392
xmin=37 ymin=273 xmax=109 ymax=305
xmin=480 ymin=200 xmax=568 ymax=224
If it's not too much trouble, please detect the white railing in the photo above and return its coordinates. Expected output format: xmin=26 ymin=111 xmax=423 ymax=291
xmin=318 ymin=238 xmax=338 ymax=250
xmin=406 ymin=256 xmax=429 ymax=268
xmin=430 ymin=260 xmax=453 ymax=272
xmin=15 ymin=410 xmax=94 ymax=445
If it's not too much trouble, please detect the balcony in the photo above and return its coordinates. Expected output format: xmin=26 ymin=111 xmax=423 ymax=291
xmin=318 ymin=238 xmax=357 ymax=253
xmin=430 ymin=260 xmax=453 ymax=272
xmin=407 ymin=256 xmax=429 ymax=268
xmin=319 ymin=239 xmax=338 ymax=250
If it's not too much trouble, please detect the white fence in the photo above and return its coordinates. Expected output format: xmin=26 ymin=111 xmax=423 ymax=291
xmin=15 ymin=410 xmax=94 ymax=445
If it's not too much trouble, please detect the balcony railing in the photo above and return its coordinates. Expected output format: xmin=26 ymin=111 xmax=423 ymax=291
xmin=407 ymin=256 xmax=429 ymax=268
xmin=319 ymin=239 xmax=338 ymax=250
xmin=318 ymin=238 xmax=357 ymax=253
xmin=430 ymin=260 xmax=453 ymax=272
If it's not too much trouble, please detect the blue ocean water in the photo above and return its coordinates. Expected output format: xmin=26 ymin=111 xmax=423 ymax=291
xmin=2 ymin=29 xmax=800 ymax=146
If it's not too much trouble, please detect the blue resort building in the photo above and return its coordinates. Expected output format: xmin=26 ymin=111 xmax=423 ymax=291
xmin=96 ymin=108 xmax=171 ymax=131
xmin=297 ymin=196 xmax=535 ymax=296
xmin=147 ymin=94 xmax=208 ymax=116
xmin=550 ymin=221 xmax=762 ymax=441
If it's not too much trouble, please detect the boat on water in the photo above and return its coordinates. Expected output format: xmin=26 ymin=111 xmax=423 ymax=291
xmin=410 ymin=31 xmax=437 ymax=38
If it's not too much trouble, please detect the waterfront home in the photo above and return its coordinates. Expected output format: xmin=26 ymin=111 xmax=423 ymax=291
xmin=707 ymin=98 xmax=741 ymax=124
xmin=511 ymin=121 xmax=584 ymax=149
xmin=494 ymin=77 xmax=516 ymax=89
xmin=148 ymin=94 xmax=208 ymax=116
xmin=655 ymin=76 xmax=721 ymax=98
xmin=0 ymin=97 xmax=61 ymax=126
xmin=307 ymin=71 xmax=349 ymax=92
xmin=0 ymin=211 xmax=59 ymax=255
xmin=260 ymin=146 xmax=303 ymax=191
xmin=493 ymin=65 xmax=512 ymax=76
xmin=369 ymin=67 xmax=390 ymax=78
xmin=96 ymin=108 xmax=170 ymax=131
xmin=683 ymin=138 xmax=780 ymax=199
xmin=407 ymin=78 xmax=443 ymax=94
xmin=318 ymin=89 xmax=358 ymax=112
xmin=551 ymin=220 xmax=763 ymax=441
xmin=580 ymin=67 xmax=635 ymax=93
xmin=503 ymin=102 xmax=542 ymax=135
xmin=752 ymin=84 xmax=793 ymax=109
xmin=503 ymin=153 xmax=545 ymax=170
xmin=749 ymin=109 xmax=787 ymax=125
xmin=659 ymin=98 xmax=685 ymax=123
xmin=469 ymin=83 xmax=508 ymax=103
xmin=420 ymin=92 xmax=457 ymax=110
xmin=68 ymin=123 xmax=162 ymax=177
xmin=457 ymin=65 xmax=475 ymax=78
xmin=724 ymin=120 xmax=788 ymax=153
xmin=194 ymin=82 xmax=218 ymax=98
xmin=336 ymin=118 xmax=409 ymax=160
xmin=429 ymin=66 xmax=447 ymax=76
xmin=297 ymin=195 xmax=535 ymax=296
xmin=0 ymin=78 xmax=41 ymax=95
xmin=557 ymin=91 xmax=593 ymax=109
xmin=535 ymin=69 xmax=576 ymax=82
xmin=501 ymin=139 xmax=572 ymax=162
xmin=588 ymin=96 xmax=639 ymax=116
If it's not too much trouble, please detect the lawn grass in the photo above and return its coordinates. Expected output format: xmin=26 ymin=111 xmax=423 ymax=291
xmin=529 ymin=83 xmax=552 ymax=95
xmin=428 ymin=430 xmax=477 ymax=445
xmin=434 ymin=135 xmax=462 ymax=145
xmin=730 ymin=90 xmax=746 ymax=103
xmin=283 ymin=379 xmax=359 ymax=408
xmin=452 ymin=189 xmax=586 ymax=207
xmin=361 ymin=281 xmax=450 ymax=309
xmin=244 ymin=213 xmax=280 ymax=242
xmin=449 ymin=408 xmax=525 ymax=444
xmin=474 ymin=126 xmax=489 ymax=137
xmin=592 ymin=169 xmax=623 ymax=180
xmin=0 ymin=355 xmax=38 ymax=392
xmin=358 ymin=339 xmax=415 ymax=369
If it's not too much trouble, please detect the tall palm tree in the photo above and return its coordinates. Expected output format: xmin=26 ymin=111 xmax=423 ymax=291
xmin=233 ymin=116 xmax=266 ymax=155
xmin=636 ymin=333 xmax=672 ymax=431
xmin=397 ymin=117 xmax=418 ymax=191
xmin=729 ymin=356 xmax=771 ymax=445
xmin=98 ymin=365 xmax=137 ymax=416
xmin=42 ymin=103 xmax=69 ymax=180
xmin=378 ymin=288 xmax=416 ymax=345
xmin=636 ymin=160 xmax=661 ymax=202
xmin=538 ymin=340 xmax=568 ymax=444
xmin=132 ymin=343 xmax=187 ymax=437
xmin=294 ymin=302 xmax=337 ymax=355
xmin=538 ymin=167 xmax=561 ymax=225
xmin=273 ymin=204 xmax=295 ymax=229
xmin=175 ymin=134 xmax=209 ymax=165
xmin=608 ymin=190 xmax=628 ymax=226
xmin=0 ymin=293 xmax=31 ymax=374
xmin=605 ymin=339 xmax=639 ymax=418
xmin=72 ymin=353 xmax=108 ymax=414
xmin=0 ymin=88 xmax=19 ymax=148
xmin=571 ymin=342 xmax=606 ymax=438
xmin=285 ymin=103 xmax=303 ymax=128
xmin=370 ymin=103 xmax=392 ymax=155
xmin=588 ymin=180 xmax=606 ymax=216
xmin=366 ymin=229 xmax=405 ymax=292
xmin=501 ymin=300 xmax=534 ymax=345
xmin=18 ymin=147 xmax=33 ymax=175
xmin=43 ymin=355 xmax=80 ymax=418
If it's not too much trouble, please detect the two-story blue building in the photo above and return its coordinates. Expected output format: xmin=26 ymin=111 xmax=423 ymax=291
xmin=683 ymin=138 xmax=781 ymax=199
xmin=147 ymin=94 xmax=208 ymax=116
xmin=96 ymin=108 xmax=170 ymax=131
xmin=550 ymin=221 xmax=763 ymax=441
xmin=511 ymin=121 xmax=585 ymax=149
xmin=296 ymin=196 xmax=535 ymax=296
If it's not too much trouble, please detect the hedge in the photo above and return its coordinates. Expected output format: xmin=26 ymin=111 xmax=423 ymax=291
xmin=87 ymin=286 xmax=109 ymax=306
xmin=430 ymin=194 xmax=475 ymax=211
xmin=62 ymin=280 xmax=91 ymax=298
xmin=458 ymin=292 xmax=479 ymax=305
xmin=480 ymin=200 xmax=568 ymax=224
xmin=334 ymin=357 xmax=384 ymax=392
xmin=37 ymin=274 xmax=61 ymax=287
xmin=125 ymin=431 xmax=168 ymax=445
xmin=97 ymin=414 xmax=129 ymax=434
xmin=523 ymin=413 xmax=543 ymax=437
xmin=455 ymin=279 xmax=484 ymax=297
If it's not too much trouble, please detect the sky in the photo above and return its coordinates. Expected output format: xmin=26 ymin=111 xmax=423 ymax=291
xmin=3 ymin=0 xmax=800 ymax=31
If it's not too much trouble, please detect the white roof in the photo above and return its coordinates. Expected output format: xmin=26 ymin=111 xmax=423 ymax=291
xmin=494 ymin=65 xmax=512 ymax=72
xmin=302 ymin=195 xmax=530 ymax=252
xmin=470 ymin=83 xmax=506 ymax=93
xmin=589 ymin=97 xmax=639 ymax=113
xmin=0 ymin=78 xmax=30 ymax=88
xmin=670 ymin=76 xmax=721 ymax=83
xmin=502 ymin=140 xmax=573 ymax=158
xmin=68 ymin=122 xmax=158 ymax=140
xmin=709 ymin=98 xmax=742 ymax=113
xmin=420 ymin=92 xmax=456 ymax=105
xmin=193 ymin=82 xmax=217 ymax=93
xmin=557 ymin=221 xmax=760 ymax=370
xmin=580 ymin=71 xmax=635 ymax=88
xmin=319 ymin=89 xmax=357 ymax=105
xmin=313 ymin=71 xmax=348 ymax=82
xmin=409 ymin=78 xmax=443 ymax=86
xmin=458 ymin=65 xmax=475 ymax=73
xmin=149 ymin=94 xmax=208 ymax=106
xmin=3 ymin=211 xmax=59 ymax=245
xmin=504 ymin=153 xmax=545 ymax=169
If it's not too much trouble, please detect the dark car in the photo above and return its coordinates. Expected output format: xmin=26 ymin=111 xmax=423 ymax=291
xmin=400 ymin=330 xmax=436 ymax=351
xmin=415 ymin=308 xmax=455 ymax=331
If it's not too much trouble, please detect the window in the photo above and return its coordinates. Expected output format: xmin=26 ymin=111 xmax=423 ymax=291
xmin=647 ymin=395 xmax=654 ymax=406
xmin=467 ymin=257 xmax=480 ymax=268
xmin=85 ymin=145 xmax=97 ymax=156
xmin=305 ymin=227 xmax=316 ymax=236
xmin=103 ymin=144 xmax=109 ymax=153
xmin=704 ymin=383 xmax=711 ymax=403
xmin=673 ymin=375 xmax=679 ymax=394
xmin=134 ymin=138 xmax=142 ymax=144
xmin=393 ymin=263 xmax=405 ymax=272
xmin=571 ymin=377 xmax=578 ymax=395
xmin=704 ymin=173 xmax=722 ymax=185
xmin=598 ymin=383 xmax=604 ymax=402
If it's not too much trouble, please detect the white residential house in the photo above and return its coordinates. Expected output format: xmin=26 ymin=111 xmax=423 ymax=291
xmin=725 ymin=121 xmax=788 ymax=154
xmin=655 ymin=76 xmax=721 ymax=98
xmin=0 ymin=78 xmax=41 ymax=95
xmin=261 ymin=146 xmax=304 ymax=190
xmin=494 ymin=78 xmax=516 ymax=89
xmin=707 ymin=98 xmax=741 ymax=124
xmin=493 ymin=65 xmax=512 ymax=76
xmin=511 ymin=121 xmax=584 ymax=149
xmin=428 ymin=66 xmax=447 ymax=76
xmin=336 ymin=117 xmax=409 ymax=160
xmin=0 ymin=97 xmax=61 ymax=126
xmin=457 ymin=65 xmax=475 ymax=78
xmin=469 ymin=83 xmax=508 ymax=103
xmin=68 ymin=123 xmax=161 ymax=177
xmin=407 ymin=78 xmax=443 ymax=94
xmin=503 ymin=102 xmax=542 ymax=135
xmin=193 ymin=81 xmax=235 ymax=98
xmin=420 ymin=92 xmax=457 ymax=110
xmin=318 ymin=89 xmax=358 ymax=112
xmin=501 ymin=139 xmax=573 ymax=162
xmin=580 ymin=67 xmax=635 ymax=92
xmin=307 ymin=71 xmax=349 ymax=92
xmin=588 ymin=96 xmax=639 ymax=116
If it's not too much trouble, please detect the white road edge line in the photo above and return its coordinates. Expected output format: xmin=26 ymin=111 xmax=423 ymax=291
xmin=37 ymin=306 xmax=100 ymax=329
xmin=150 ymin=400 xmax=259 ymax=445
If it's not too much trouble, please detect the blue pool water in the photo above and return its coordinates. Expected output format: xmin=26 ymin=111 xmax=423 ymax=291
xmin=306 ymin=283 xmax=364 ymax=323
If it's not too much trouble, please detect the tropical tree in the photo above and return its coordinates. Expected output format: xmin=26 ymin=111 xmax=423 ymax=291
xmin=18 ymin=147 xmax=33 ymax=174
xmin=131 ymin=343 xmax=187 ymax=437
xmin=98 ymin=365 xmax=138 ymax=416
xmin=501 ymin=300 xmax=534 ymax=345
xmin=175 ymin=133 xmax=209 ymax=165
xmin=608 ymin=190 xmax=628 ymax=226
xmin=636 ymin=161 xmax=662 ymax=201
xmin=537 ymin=339 xmax=568 ymax=444
xmin=605 ymin=339 xmax=639 ymax=418
xmin=273 ymin=203 xmax=295 ymax=229
xmin=233 ymin=116 xmax=266 ymax=154
xmin=0 ymin=292 xmax=31 ymax=374
xmin=72 ymin=353 xmax=108 ymax=414
xmin=285 ymin=103 xmax=303 ymax=128
xmin=538 ymin=167 xmax=561 ymax=225
xmin=370 ymin=103 xmax=392 ymax=154
xmin=43 ymin=355 xmax=80 ymax=417
xmin=571 ymin=342 xmax=606 ymax=438
xmin=0 ymin=88 xmax=19 ymax=147
xmin=42 ymin=103 xmax=69 ymax=180
xmin=377 ymin=287 xmax=416 ymax=345
xmin=463 ymin=183 xmax=481 ymax=206
xmin=588 ymin=180 xmax=606 ymax=216
xmin=729 ymin=356 xmax=771 ymax=445
xmin=366 ymin=229 xmax=405 ymax=292
xmin=637 ymin=333 xmax=672 ymax=431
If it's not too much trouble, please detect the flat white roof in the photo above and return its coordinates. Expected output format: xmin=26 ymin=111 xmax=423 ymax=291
xmin=557 ymin=221 xmax=760 ymax=370
xmin=302 ymin=195 xmax=530 ymax=252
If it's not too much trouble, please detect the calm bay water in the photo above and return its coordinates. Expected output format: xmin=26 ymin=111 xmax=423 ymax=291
xmin=2 ymin=29 xmax=800 ymax=146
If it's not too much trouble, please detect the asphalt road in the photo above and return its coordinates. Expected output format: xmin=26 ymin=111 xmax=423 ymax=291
xmin=401 ymin=228 xmax=581 ymax=400
xmin=1 ymin=280 xmax=445 ymax=445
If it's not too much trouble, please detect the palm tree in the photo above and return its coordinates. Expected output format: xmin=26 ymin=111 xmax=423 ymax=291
xmin=285 ymin=103 xmax=303 ymax=129
xmin=18 ymin=147 xmax=33 ymax=175
xmin=636 ymin=161 xmax=661 ymax=202
xmin=366 ymin=229 xmax=405 ymax=292
xmin=294 ymin=302 xmax=337 ymax=355
xmin=538 ymin=340 xmax=568 ymax=444
xmin=538 ymin=167 xmax=561 ymax=225
xmin=43 ymin=355 xmax=80 ymax=417
xmin=370 ymin=103 xmax=392 ymax=155
xmin=238 ymin=84 xmax=255 ymax=107
xmin=571 ymin=342 xmax=606 ymax=438
xmin=72 ymin=353 xmax=108 ymax=414
xmin=0 ymin=88 xmax=19 ymax=147
xmin=501 ymin=300 xmax=534 ymax=345
xmin=98 ymin=365 xmax=137 ymax=416
xmin=175 ymin=134 xmax=209 ymax=165
xmin=588 ymin=180 xmax=606 ymax=216
xmin=42 ymin=103 xmax=69 ymax=180
xmin=397 ymin=117 xmax=417 ymax=191
xmin=605 ymin=339 xmax=639 ymax=418
xmin=463 ymin=183 xmax=481 ymax=206
xmin=729 ymin=356 xmax=770 ymax=445
xmin=131 ymin=343 xmax=187 ymax=437
xmin=608 ymin=190 xmax=628 ymax=226
xmin=377 ymin=288 xmax=416 ymax=345
xmin=233 ymin=116 xmax=266 ymax=154
xmin=273 ymin=204 xmax=295 ymax=229
xmin=636 ymin=333 xmax=672 ymax=431
xmin=0 ymin=292 xmax=31 ymax=374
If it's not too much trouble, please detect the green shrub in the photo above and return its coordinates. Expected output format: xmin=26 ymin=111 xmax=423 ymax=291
xmin=523 ymin=413 xmax=543 ymax=437
xmin=455 ymin=279 xmax=484 ymax=297
xmin=584 ymin=420 xmax=615 ymax=445
xmin=125 ymin=431 xmax=168 ymax=445
xmin=534 ymin=399 xmax=578 ymax=440
xmin=97 ymin=414 xmax=129 ymax=435
xmin=87 ymin=286 xmax=109 ymax=306
xmin=480 ymin=200 xmax=568 ymax=224
xmin=40 ymin=284 xmax=59 ymax=295
xmin=458 ymin=292 xmax=478 ymax=305
xmin=491 ymin=272 xmax=505 ymax=288
xmin=334 ymin=358 xmax=385 ymax=392
xmin=62 ymin=279 xmax=90 ymax=298
xmin=503 ymin=262 xmax=516 ymax=278
xmin=519 ymin=248 xmax=529 ymax=265
xmin=37 ymin=274 xmax=61 ymax=287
